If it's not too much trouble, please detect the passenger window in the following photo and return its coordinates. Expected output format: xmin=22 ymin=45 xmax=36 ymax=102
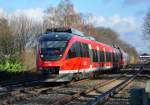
xmin=100 ymin=51 xmax=105 ymax=62
xmin=92 ymin=49 xmax=98 ymax=62
xmin=67 ymin=42 xmax=90 ymax=59
xmin=80 ymin=43 xmax=89 ymax=57
xmin=106 ymin=52 xmax=111 ymax=62
xmin=76 ymin=42 xmax=81 ymax=57
xmin=85 ymin=44 xmax=90 ymax=57
xmin=67 ymin=43 xmax=76 ymax=58
xmin=95 ymin=50 xmax=98 ymax=62
xmin=67 ymin=42 xmax=79 ymax=58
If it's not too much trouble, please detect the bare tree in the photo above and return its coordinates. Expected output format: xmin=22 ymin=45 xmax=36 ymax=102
xmin=0 ymin=17 xmax=17 ymax=63
xmin=0 ymin=18 xmax=15 ymax=54
xmin=143 ymin=8 xmax=150 ymax=40
xmin=9 ymin=14 xmax=43 ymax=52
xmin=45 ymin=0 xmax=83 ymax=30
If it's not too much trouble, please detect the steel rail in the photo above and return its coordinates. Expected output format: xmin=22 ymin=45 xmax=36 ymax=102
xmin=51 ymin=76 xmax=125 ymax=105
xmin=0 ymin=78 xmax=90 ymax=105
xmin=86 ymin=68 xmax=143 ymax=105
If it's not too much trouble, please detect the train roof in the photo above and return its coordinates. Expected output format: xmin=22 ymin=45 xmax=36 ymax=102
xmin=40 ymin=28 xmax=121 ymax=52
xmin=39 ymin=32 xmax=72 ymax=41
xmin=44 ymin=28 xmax=96 ymax=41
xmin=45 ymin=28 xmax=84 ymax=37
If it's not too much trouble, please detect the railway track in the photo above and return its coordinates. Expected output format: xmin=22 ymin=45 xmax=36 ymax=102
xmin=51 ymin=67 xmax=143 ymax=105
xmin=12 ymin=71 xmax=134 ymax=105
xmin=0 ymin=77 xmax=122 ymax=105
xmin=86 ymin=70 xmax=143 ymax=105
xmin=52 ymin=78 xmax=124 ymax=105
xmin=0 ymin=78 xmax=44 ymax=97
xmin=0 ymin=78 xmax=91 ymax=105
xmin=103 ymin=77 xmax=146 ymax=105
xmin=0 ymin=65 xmax=145 ymax=105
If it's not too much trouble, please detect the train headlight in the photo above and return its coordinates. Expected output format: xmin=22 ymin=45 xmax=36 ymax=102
xmin=40 ymin=54 xmax=44 ymax=58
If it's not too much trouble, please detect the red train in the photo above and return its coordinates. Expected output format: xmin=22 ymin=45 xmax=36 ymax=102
xmin=36 ymin=28 xmax=128 ymax=82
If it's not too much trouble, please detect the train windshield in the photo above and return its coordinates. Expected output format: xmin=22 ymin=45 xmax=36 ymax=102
xmin=39 ymin=41 xmax=68 ymax=61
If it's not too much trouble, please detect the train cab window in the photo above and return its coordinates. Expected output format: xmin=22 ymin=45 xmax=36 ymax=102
xmin=39 ymin=40 xmax=68 ymax=61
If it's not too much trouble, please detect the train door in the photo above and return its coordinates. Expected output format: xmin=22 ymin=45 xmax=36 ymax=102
xmin=88 ymin=44 xmax=93 ymax=70
xmin=96 ymin=46 xmax=100 ymax=69
xmin=65 ymin=42 xmax=81 ymax=72
xmin=103 ymin=47 xmax=106 ymax=69
xmin=112 ymin=49 xmax=116 ymax=72
xmin=79 ymin=42 xmax=90 ymax=73
xmin=110 ymin=51 xmax=113 ymax=69
xmin=76 ymin=42 xmax=82 ymax=73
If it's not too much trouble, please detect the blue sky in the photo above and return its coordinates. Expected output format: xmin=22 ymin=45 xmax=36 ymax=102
xmin=0 ymin=0 xmax=150 ymax=53
xmin=0 ymin=0 xmax=149 ymax=18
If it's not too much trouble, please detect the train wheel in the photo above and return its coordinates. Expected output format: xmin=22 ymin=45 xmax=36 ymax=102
xmin=93 ymin=72 xmax=97 ymax=79
xmin=72 ymin=74 xmax=80 ymax=81
xmin=117 ymin=67 xmax=121 ymax=73
xmin=85 ymin=73 xmax=90 ymax=79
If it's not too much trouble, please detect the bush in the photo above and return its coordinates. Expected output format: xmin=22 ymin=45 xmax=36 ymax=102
xmin=0 ymin=54 xmax=24 ymax=73
xmin=0 ymin=62 xmax=23 ymax=72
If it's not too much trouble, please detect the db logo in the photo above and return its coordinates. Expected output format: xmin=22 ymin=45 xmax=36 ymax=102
xmin=44 ymin=62 xmax=51 ymax=66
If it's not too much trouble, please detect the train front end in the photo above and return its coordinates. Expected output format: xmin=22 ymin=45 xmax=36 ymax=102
xmin=36 ymin=31 xmax=72 ymax=82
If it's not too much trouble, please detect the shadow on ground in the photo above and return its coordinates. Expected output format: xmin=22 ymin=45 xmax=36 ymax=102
xmin=0 ymin=70 xmax=42 ymax=82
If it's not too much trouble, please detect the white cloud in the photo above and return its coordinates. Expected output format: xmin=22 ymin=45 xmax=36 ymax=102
xmin=88 ymin=14 xmax=138 ymax=34
xmin=88 ymin=14 xmax=149 ymax=53
xmin=0 ymin=8 xmax=6 ymax=17
xmin=0 ymin=8 xmax=45 ymax=22
xmin=1 ymin=9 xmax=138 ymax=35
xmin=10 ymin=8 xmax=45 ymax=22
